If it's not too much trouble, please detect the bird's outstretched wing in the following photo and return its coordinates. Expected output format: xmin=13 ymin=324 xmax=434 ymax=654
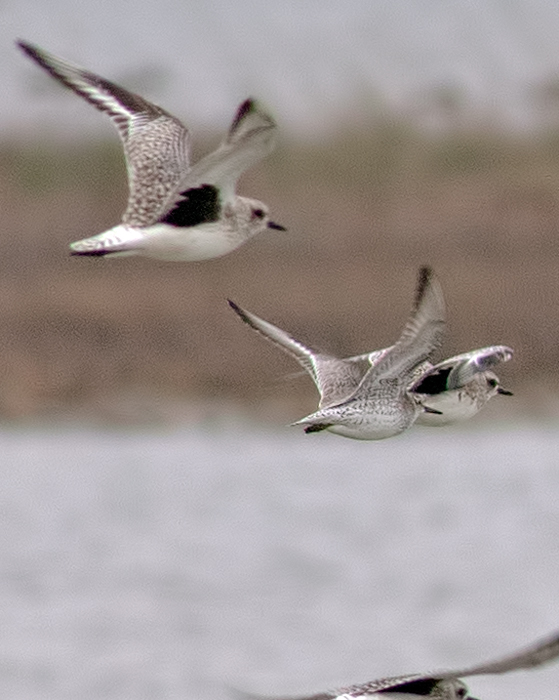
xmin=228 ymin=300 xmax=368 ymax=408
xmin=17 ymin=40 xmax=190 ymax=227
xmin=230 ymin=673 xmax=435 ymax=700
xmin=345 ymin=267 xmax=446 ymax=399
xmin=233 ymin=630 xmax=559 ymax=700
xmin=437 ymin=629 xmax=559 ymax=679
xmin=181 ymin=99 xmax=277 ymax=203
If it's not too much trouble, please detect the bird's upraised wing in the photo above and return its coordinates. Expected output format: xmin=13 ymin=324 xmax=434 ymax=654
xmin=17 ymin=40 xmax=190 ymax=227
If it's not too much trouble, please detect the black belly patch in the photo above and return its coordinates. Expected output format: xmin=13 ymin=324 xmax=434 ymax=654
xmin=380 ymin=678 xmax=439 ymax=695
xmin=413 ymin=367 xmax=452 ymax=395
xmin=160 ymin=184 xmax=221 ymax=227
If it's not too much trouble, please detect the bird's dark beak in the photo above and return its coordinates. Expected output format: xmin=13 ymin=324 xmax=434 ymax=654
xmin=267 ymin=221 xmax=286 ymax=231
xmin=497 ymin=387 xmax=513 ymax=396
xmin=423 ymin=405 xmax=443 ymax=414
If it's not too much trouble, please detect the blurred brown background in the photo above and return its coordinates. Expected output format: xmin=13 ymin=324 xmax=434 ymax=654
xmin=3 ymin=119 xmax=559 ymax=423
xmin=5 ymin=2 xmax=559 ymax=425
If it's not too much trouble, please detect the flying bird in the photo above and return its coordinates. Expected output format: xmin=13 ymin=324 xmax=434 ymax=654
xmin=236 ymin=629 xmax=559 ymax=700
xmin=229 ymin=271 xmax=512 ymax=435
xmin=230 ymin=267 xmax=446 ymax=440
xmin=17 ymin=40 xmax=285 ymax=261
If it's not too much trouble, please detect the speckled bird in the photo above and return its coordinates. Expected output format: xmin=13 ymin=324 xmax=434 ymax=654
xmin=229 ymin=271 xmax=512 ymax=435
xmin=18 ymin=40 xmax=285 ymax=260
xmin=409 ymin=345 xmax=513 ymax=425
xmin=337 ymin=344 xmax=513 ymax=427
xmin=230 ymin=267 xmax=446 ymax=440
xmin=238 ymin=630 xmax=559 ymax=700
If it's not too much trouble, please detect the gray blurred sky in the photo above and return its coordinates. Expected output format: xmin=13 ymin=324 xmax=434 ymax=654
xmin=5 ymin=0 xmax=559 ymax=138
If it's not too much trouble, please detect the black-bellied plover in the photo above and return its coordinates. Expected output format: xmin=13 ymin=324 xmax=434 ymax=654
xmin=229 ymin=281 xmax=512 ymax=433
xmin=229 ymin=267 xmax=446 ymax=440
xmin=17 ymin=40 xmax=285 ymax=260
xmin=238 ymin=630 xmax=559 ymax=700
xmin=344 ymin=345 xmax=513 ymax=427
xmin=410 ymin=345 xmax=513 ymax=426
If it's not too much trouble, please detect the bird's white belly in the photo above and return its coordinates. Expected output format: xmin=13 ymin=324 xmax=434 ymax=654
xmin=141 ymin=222 xmax=240 ymax=261
xmin=326 ymin=410 xmax=412 ymax=441
xmin=327 ymin=423 xmax=405 ymax=440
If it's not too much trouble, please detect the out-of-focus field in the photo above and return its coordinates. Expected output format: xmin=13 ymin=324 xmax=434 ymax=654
xmin=3 ymin=122 xmax=559 ymax=422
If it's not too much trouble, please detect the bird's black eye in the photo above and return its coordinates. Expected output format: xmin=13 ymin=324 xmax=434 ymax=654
xmin=456 ymin=687 xmax=467 ymax=698
xmin=252 ymin=208 xmax=265 ymax=219
xmin=487 ymin=378 xmax=498 ymax=388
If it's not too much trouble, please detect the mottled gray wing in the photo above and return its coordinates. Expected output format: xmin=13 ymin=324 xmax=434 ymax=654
xmin=276 ymin=349 xmax=394 ymax=402
xmin=232 ymin=674 xmax=434 ymax=700
xmin=436 ymin=630 xmax=559 ymax=679
xmin=328 ymin=674 xmax=439 ymax=696
xmin=347 ymin=267 xmax=446 ymax=398
xmin=227 ymin=300 xmax=368 ymax=407
xmin=17 ymin=40 xmax=190 ymax=227
xmin=178 ymin=99 xmax=277 ymax=203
